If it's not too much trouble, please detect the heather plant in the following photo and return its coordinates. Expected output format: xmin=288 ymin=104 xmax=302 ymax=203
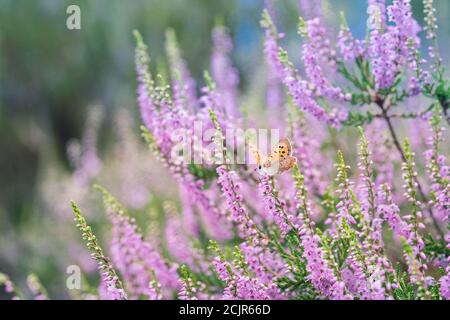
xmin=1 ymin=0 xmax=449 ymax=301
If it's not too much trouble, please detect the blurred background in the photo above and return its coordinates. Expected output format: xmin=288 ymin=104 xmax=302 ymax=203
xmin=0 ymin=0 xmax=449 ymax=298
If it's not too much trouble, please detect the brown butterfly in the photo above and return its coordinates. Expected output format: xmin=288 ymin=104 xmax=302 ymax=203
xmin=251 ymin=138 xmax=297 ymax=175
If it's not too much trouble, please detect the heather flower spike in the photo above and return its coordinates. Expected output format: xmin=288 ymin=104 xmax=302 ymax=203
xmin=26 ymin=274 xmax=48 ymax=300
xmin=71 ymin=201 xmax=127 ymax=300
xmin=262 ymin=10 xmax=343 ymax=127
xmin=0 ymin=273 xmax=23 ymax=299
xmin=94 ymin=184 xmax=178 ymax=298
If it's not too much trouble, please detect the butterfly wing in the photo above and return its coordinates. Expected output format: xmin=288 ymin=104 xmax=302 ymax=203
xmin=278 ymin=138 xmax=292 ymax=157
xmin=269 ymin=138 xmax=292 ymax=161
xmin=278 ymin=156 xmax=297 ymax=174
xmin=261 ymin=159 xmax=280 ymax=176
xmin=249 ymin=143 xmax=262 ymax=167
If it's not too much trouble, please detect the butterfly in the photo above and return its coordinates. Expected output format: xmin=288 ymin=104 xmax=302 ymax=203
xmin=250 ymin=138 xmax=297 ymax=176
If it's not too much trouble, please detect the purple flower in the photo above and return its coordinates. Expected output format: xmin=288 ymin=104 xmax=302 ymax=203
xmin=239 ymin=242 xmax=287 ymax=284
xmin=263 ymin=27 xmax=284 ymax=116
xmin=439 ymin=258 xmax=450 ymax=299
xmin=67 ymin=107 xmax=103 ymax=187
xmin=211 ymin=25 xmax=240 ymax=118
xmin=179 ymin=185 xmax=200 ymax=237
xmin=258 ymin=175 xmax=294 ymax=237
xmin=337 ymin=25 xmax=365 ymax=62
xmin=302 ymin=233 xmax=350 ymax=299
xmin=261 ymin=10 xmax=343 ymax=127
xmin=281 ymin=68 xmax=342 ymax=127
xmin=72 ymin=201 xmax=127 ymax=300
xmin=108 ymin=205 xmax=179 ymax=298
xmin=368 ymin=0 xmax=386 ymax=30
xmin=377 ymin=185 xmax=410 ymax=238
xmin=184 ymin=177 xmax=233 ymax=240
xmin=387 ymin=0 xmax=419 ymax=58
xmin=298 ymin=0 xmax=322 ymax=19
xmin=164 ymin=204 xmax=207 ymax=273
xmin=424 ymin=120 xmax=450 ymax=224
xmin=212 ymin=256 xmax=231 ymax=282
xmin=302 ymin=18 xmax=348 ymax=101
xmin=178 ymin=274 xmax=199 ymax=300
xmin=342 ymin=257 xmax=368 ymax=297
xmin=165 ymin=30 xmax=198 ymax=112
xmin=216 ymin=165 xmax=258 ymax=238
xmin=368 ymin=27 xmax=399 ymax=89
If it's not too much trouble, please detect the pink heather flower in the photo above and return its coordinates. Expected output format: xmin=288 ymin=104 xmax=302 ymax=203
xmin=179 ymin=184 xmax=200 ymax=237
xmin=184 ymin=178 xmax=233 ymax=241
xmin=367 ymin=1 xmax=416 ymax=89
xmin=263 ymin=28 xmax=285 ymax=78
xmin=229 ymin=276 xmax=272 ymax=300
xmin=291 ymin=118 xmax=329 ymax=197
xmin=210 ymin=231 xmax=285 ymax=299
xmin=365 ymin=119 xmax=396 ymax=187
xmin=368 ymin=27 xmax=399 ymax=89
xmin=439 ymin=258 xmax=450 ymax=299
xmin=293 ymin=167 xmax=353 ymax=299
xmin=178 ymin=277 xmax=199 ymax=300
xmin=164 ymin=205 xmax=207 ymax=273
xmin=387 ymin=0 xmax=419 ymax=58
xmin=135 ymin=35 xmax=158 ymax=132
xmin=337 ymin=22 xmax=365 ymax=61
xmin=141 ymin=100 xmax=227 ymax=244
xmin=368 ymin=0 xmax=386 ymax=30
xmin=26 ymin=275 xmax=48 ymax=300
xmin=212 ymin=256 xmax=231 ymax=282
xmin=239 ymin=241 xmax=288 ymax=284
xmin=67 ymin=107 xmax=103 ymax=187
xmin=136 ymin=34 xmax=233 ymax=242
xmin=261 ymin=10 xmax=343 ymax=127
xmin=113 ymin=110 xmax=153 ymax=209
xmin=216 ymin=165 xmax=258 ymax=239
xmin=281 ymin=66 xmax=342 ymax=127
xmin=72 ymin=201 xmax=127 ymax=300
xmin=211 ymin=25 xmax=240 ymax=118
xmin=165 ymin=30 xmax=198 ymax=112
xmin=332 ymin=153 xmax=358 ymax=227
xmin=302 ymin=18 xmax=336 ymax=69
xmin=391 ymin=142 xmax=430 ymax=296
xmin=258 ymin=175 xmax=295 ymax=237
xmin=4 ymin=280 xmax=14 ymax=293
xmin=98 ymin=279 xmax=127 ymax=300
xmin=219 ymin=269 xmax=283 ymax=300
xmin=199 ymin=85 xmax=223 ymax=119
xmin=170 ymin=76 xmax=191 ymax=122
xmin=263 ymin=27 xmax=284 ymax=118
xmin=136 ymin=33 xmax=190 ymax=158
xmin=303 ymin=233 xmax=350 ymax=299
xmin=406 ymin=47 xmax=430 ymax=96
xmin=262 ymin=15 xmax=286 ymax=123
xmin=265 ymin=73 xmax=284 ymax=126
xmin=301 ymin=18 xmax=347 ymax=101
xmin=424 ymin=121 xmax=450 ymax=223
xmin=386 ymin=0 xmax=427 ymax=94
xmin=364 ymin=261 xmax=390 ymax=299
xmin=424 ymin=0 xmax=438 ymax=40
xmin=334 ymin=188 xmax=357 ymax=226
xmin=342 ymin=257 xmax=368 ymax=297
xmin=144 ymin=103 xmax=231 ymax=243
xmin=377 ymin=185 xmax=410 ymax=239
xmin=106 ymin=201 xmax=179 ymax=298
xmin=148 ymin=278 xmax=163 ymax=300
xmin=298 ymin=0 xmax=322 ymax=19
